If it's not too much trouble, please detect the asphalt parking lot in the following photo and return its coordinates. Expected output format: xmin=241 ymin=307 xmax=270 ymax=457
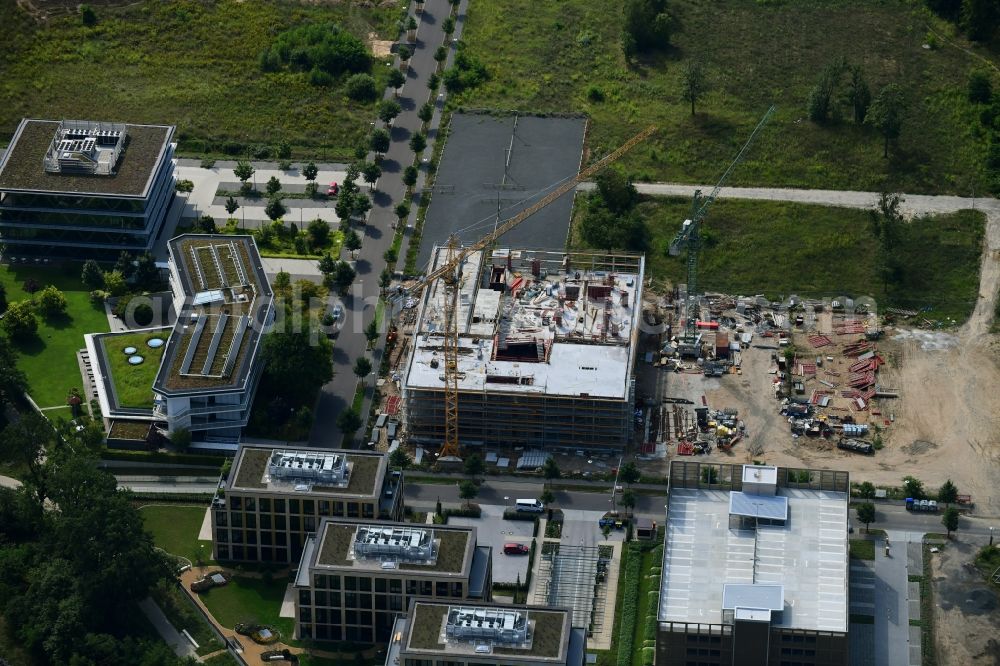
xmin=417 ymin=113 xmax=586 ymax=270
xmin=449 ymin=504 xmax=534 ymax=584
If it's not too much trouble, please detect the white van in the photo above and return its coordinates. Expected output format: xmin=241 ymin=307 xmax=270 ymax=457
xmin=515 ymin=499 xmax=544 ymax=513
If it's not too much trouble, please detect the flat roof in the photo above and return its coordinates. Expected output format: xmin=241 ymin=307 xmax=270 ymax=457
xmin=227 ymin=445 xmax=386 ymax=498
xmin=0 ymin=118 xmax=173 ymax=197
xmin=153 ymin=235 xmax=273 ymax=394
xmin=404 ymin=248 xmax=643 ymax=400
xmin=309 ymin=519 xmax=474 ymax=576
xmin=403 ymin=601 xmax=571 ymax=662
xmin=729 ymin=491 xmax=788 ymax=521
xmin=722 ymin=584 xmax=784 ymax=611
xmin=658 ymin=487 xmax=848 ymax=632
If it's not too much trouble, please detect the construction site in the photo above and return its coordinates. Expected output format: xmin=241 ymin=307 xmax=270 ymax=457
xmin=401 ymin=247 xmax=644 ymax=452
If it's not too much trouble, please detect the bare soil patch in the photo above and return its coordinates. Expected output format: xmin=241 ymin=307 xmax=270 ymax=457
xmin=930 ymin=541 xmax=1000 ymax=665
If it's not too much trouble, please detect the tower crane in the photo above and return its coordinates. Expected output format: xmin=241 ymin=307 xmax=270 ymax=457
xmin=669 ymin=105 xmax=775 ymax=345
xmin=404 ymin=125 xmax=657 ymax=458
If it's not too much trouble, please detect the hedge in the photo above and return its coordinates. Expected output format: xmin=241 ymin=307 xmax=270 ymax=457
xmin=616 ymin=544 xmax=642 ymax=666
xmin=101 ymin=449 xmax=227 ymax=467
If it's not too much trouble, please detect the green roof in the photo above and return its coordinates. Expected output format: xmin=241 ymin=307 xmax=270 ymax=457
xmin=93 ymin=329 xmax=170 ymax=410
xmin=316 ymin=522 xmax=471 ymax=574
xmin=0 ymin=119 xmax=172 ymax=196
xmin=230 ymin=446 xmax=384 ymax=497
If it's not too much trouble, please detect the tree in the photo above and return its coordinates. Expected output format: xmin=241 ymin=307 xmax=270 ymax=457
xmin=459 ymin=480 xmax=479 ymax=509
xmin=335 ymin=191 xmax=356 ymax=224
xmin=434 ymin=46 xmax=448 ymax=64
xmin=942 ymin=506 xmax=960 ymax=537
xmin=265 ymin=197 xmax=286 ymax=221
xmin=579 ymin=205 xmax=647 ymax=251
xmin=353 ymin=356 xmax=372 ymax=378
xmin=169 ymin=428 xmax=192 ymax=451
xmin=388 ymin=68 xmax=406 ymax=92
xmin=225 ymin=196 xmax=240 ymax=215
xmin=428 ymin=71 xmax=440 ymax=91
xmin=622 ymin=0 xmax=674 ymax=57
xmin=961 ymin=0 xmax=998 ymax=42
xmin=362 ymin=162 xmax=382 ymax=190
xmin=409 ymin=132 xmax=427 ymax=154
xmin=621 ymin=489 xmax=636 ymax=517
xmin=379 ymin=99 xmax=402 ymax=124
xmin=103 ymin=270 xmax=127 ymax=297
xmin=308 ymin=218 xmax=331 ymax=247
xmin=0 ymin=413 xmax=54 ymax=503
xmin=318 ymin=253 xmax=337 ymax=275
xmin=337 ymin=409 xmax=362 ymax=435
xmin=870 ymin=192 xmax=905 ymax=293
xmin=302 ymin=161 xmax=319 ymax=182
xmin=345 ymin=73 xmax=378 ymax=102
xmin=234 ymin=160 xmax=255 ymax=185
xmin=681 ymin=60 xmax=707 ymax=116
xmin=398 ymin=45 xmax=412 ymax=62
xmin=418 ymin=102 xmax=434 ymax=124
xmin=619 ymin=461 xmax=641 ymax=486
xmin=364 ymin=318 xmax=379 ymax=346
xmin=266 ymin=176 xmax=282 ymax=196
xmin=273 ymin=269 xmax=292 ymax=293
xmin=938 ymin=479 xmax=959 ymax=506
xmin=540 ymin=488 xmax=555 ymax=507
xmin=968 ymin=69 xmax=992 ymax=103
xmin=352 ymin=193 xmax=372 ymax=220
xmin=403 ymin=165 xmax=419 ymax=187
xmin=443 ymin=16 xmax=455 ymax=34
xmin=344 ymin=229 xmax=363 ymax=256
xmin=379 ymin=268 xmax=393 ymax=293
xmin=902 ymin=475 xmax=925 ymax=500
xmin=133 ymin=302 xmax=154 ymax=326
xmin=36 ymin=285 xmax=68 ymax=318
xmin=856 ymin=502 xmax=876 ymax=533
xmin=260 ymin=331 xmax=334 ymax=404
xmin=866 ymin=83 xmax=905 ymax=157
xmin=331 ymin=261 xmax=357 ymax=296
xmin=0 ymin=337 xmax=27 ymax=410
xmin=81 ymin=260 xmax=104 ymax=290
xmin=370 ymin=128 xmax=390 ymax=155
xmin=847 ymin=65 xmax=871 ymax=124
xmin=80 ymin=3 xmax=97 ymax=25
xmin=395 ymin=202 xmax=411 ymax=222
xmin=857 ymin=481 xmax=876 ymax=500
xmin=389 ymin=447 xmax=411 ymax=470
xmin=1 ymin=300 xmax=37 ymax=340
xmin=595 ymin=167 xmax=639 ymax=214
xmin=542 ymin=457 xmax=561 ymax=486
xmin=463 ymin=453 xmax=485 ymax=479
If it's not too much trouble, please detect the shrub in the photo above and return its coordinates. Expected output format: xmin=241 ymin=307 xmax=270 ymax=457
xmin=36 ymin=285 xmax=68 ymax=318
xmin=443 ymin=52 xmax=489 ymax=93
xmin=175 ymin=179 xmax=194 ymax=192
xmin=200 ymin=157 xmax=216 ymax=169
xmin=587 ymin=85 xmax=605 ymax=102
xmin=1 ymin=300 xmax=37 ymax=340
xmin=968 ymin=69 xmax=992 ymax=104
xmin=268 ymin=23 xmax=370 ymax=77
xmin=80 ymin=4 xmax=97 ymax=26
xmin=345 ymin=73 xmax=378 ymax=102
xmin=133 ymin=302 xmax=154 ymax=326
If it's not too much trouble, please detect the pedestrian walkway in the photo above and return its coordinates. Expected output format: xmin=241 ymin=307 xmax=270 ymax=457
xmin=138 ymin=597 xmax=197 ymax=659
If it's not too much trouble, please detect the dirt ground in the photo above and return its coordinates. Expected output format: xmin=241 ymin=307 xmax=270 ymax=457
xmin=930 ymin=542 xmax=1000 ymax=665
xmin=643 ymin=210 xmax=1000 ymax=516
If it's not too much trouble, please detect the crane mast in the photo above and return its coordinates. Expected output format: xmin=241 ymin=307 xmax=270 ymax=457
xmin=413 ymin=125 xmax=657 ymax=458
xmin=669 ymin=105 xmax=775 ymax=345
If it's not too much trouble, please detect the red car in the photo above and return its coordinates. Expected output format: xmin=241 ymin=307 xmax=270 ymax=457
xmin=503 ymin=542 xmax=529 ymax=555
xmin=327 ymin=181 xmax=339 ymax=196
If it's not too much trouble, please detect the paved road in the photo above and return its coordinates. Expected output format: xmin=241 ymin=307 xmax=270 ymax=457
xmin=310 ymin=0 xmax=461 ymax=446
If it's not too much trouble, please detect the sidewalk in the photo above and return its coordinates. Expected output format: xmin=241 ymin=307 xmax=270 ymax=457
xmin=138 ymin=597 xmax=197 ymax=660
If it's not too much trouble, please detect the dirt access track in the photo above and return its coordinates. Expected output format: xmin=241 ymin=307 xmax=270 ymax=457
xmin=657 ymin=192 xmax=1000 ymax=517
xmin=930 ymin=542 xmax=1000 ymax=665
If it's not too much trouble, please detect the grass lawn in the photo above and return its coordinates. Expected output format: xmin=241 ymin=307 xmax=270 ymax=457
xmin=454 ymin=0 xmax=994 ymax=194
xmin=97 ymin=329 xmax=170 ymax=409
xmin=0 ymin=264 xmax=109 ymax=408
xmin=850 ymin=539 xmax=876 ymax=560
xmin=0 ymin=1 xmax=400 ymax=160
xmin=199 ymin=575 xmax=295 ymax=643
xmin=630 ymin=547 xmax=660 ymax=666
xmin=573 ymin=198 xmax=984 ymax=322
xmin=139 ymin=504 xmax=216 ymax=567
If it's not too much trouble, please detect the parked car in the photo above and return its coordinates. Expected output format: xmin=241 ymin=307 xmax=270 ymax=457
xmin=327 ymin=181 xmax=339 ymax=196
xmin=503 ymin=542 xmax=529 ymax=555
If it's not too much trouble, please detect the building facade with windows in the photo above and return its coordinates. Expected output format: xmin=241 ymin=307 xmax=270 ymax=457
xmin=293 ymin=519 xmax=492 ymax=643
xmin=386 ymin=600 xmax=585 ymax=666
xmin=212 ymin=445 xmax=404 ymax=564
xmin=0 ymin=118 xmax=175 ymax=259
xmin=657 ymin=462 xmax=850 ymax=666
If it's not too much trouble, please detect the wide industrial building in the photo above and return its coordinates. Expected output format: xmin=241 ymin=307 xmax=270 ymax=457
xmin=402 ymin=248 xmax=644 ymax=451
xmin=657 ymin=462 xmax=850 ymax=666
xmin=0 ymin=118 xmax=176 ymax=259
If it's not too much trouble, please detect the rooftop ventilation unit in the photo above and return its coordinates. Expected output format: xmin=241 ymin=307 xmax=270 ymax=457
xmin=267 ymin=450 xmax=347 ymax=487
xmin=445 ymin=607 xmax=528 ymax=645
xmin=353 ymin=525 xmax=434 ymax=563
xmin=44 ymin=120 xmax=127 ymax=176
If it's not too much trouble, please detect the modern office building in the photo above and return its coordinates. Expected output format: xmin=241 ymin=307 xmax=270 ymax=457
xmin=212 ymin=445 xmax=404 ymax=564
xmin=294 ymin=519 xmax=492 ymax=643
xmin=657 ymin=462 xmax=850 ymax=666
xmin=386 ymin=600 xmax=585 ymax=666
xmin=150 ymin=234 xmax=274 ymax=439
xmin=0 ymin=118 xmax=176 ymax=259
xmin=402 ymin=248 xmax=644 ymax=451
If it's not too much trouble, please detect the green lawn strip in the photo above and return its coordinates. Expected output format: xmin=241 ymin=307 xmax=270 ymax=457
xmin=630 ymin=546 xmax=661 ymax=666
xmin=374 ymin=298 xmax=386 ymax=330
xmin=200 ymin=652 xmax=239 ymax=666
xmin=98 ymin=329 xmax=170 ymax=408
xmin=454 ymin=0 xmax=991 ymax=194
xmin=151 ymin=581 xmax=225 ymax=656
xmin=352 ymin=382 xmax=365 ymax=413
xmin=0 ymin=265 xmax=110 ymax=407
xmin=616 ymin=543 xmax=641 ymax=666
xmin=850 ymin=539 xmax=876 ymax=561
xmin=139 ymin=504 xmax=217 ymax=567
xmin=198 ymin=575 xmax=296 ymax=646
xmin=0 ymin=1 xmax=400 ymax=160
xmin=921 ymin=543 xmax=938 ymax=666
xmin=573 ymin=199 xmax=984 ymax=323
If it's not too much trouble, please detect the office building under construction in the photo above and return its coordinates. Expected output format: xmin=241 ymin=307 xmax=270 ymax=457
xmin=402 ymin=248 xmax=644 ymax=451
